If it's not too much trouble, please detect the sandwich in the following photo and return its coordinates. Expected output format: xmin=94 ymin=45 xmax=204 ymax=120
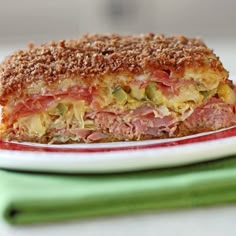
xmin=0 ymin=33 xmax=235 ymax=143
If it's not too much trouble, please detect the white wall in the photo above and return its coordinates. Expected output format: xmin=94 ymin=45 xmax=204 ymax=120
xmin=0 ymin=0 xmax=235 ymax=43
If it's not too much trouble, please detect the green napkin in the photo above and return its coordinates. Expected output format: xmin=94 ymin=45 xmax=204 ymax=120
xmin=1 ymin=156 xmax=236 ymax=225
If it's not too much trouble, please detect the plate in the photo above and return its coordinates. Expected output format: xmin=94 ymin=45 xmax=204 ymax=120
xmin=1 ymin=126 xmax=236 ymax=173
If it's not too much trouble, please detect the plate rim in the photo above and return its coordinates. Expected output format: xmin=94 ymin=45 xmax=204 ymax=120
xmin=1 ymin=127 xmax=236 ymax=173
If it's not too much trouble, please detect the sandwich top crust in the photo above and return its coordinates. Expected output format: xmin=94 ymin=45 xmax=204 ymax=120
xmin=0 ymin=33 xmax=228 ymax=103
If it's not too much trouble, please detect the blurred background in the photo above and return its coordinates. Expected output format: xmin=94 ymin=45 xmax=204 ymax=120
xmin=0 ymin=0 xmax=235 ymax=74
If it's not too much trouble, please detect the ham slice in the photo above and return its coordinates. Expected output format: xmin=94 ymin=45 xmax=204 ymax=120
xmin=179 ymin=98 xmax=236 ymax=135
xmin=70 ymin=129 xmax=92 ymax=139
xmin=94 ymin=105 xmax=176 ymax=141
xmin=89 ymin=98 xmax=236 ymax=141
xmin=87 ymin=131 xmax=107 ymax=142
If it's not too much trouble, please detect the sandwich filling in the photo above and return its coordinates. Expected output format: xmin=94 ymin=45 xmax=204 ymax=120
xmin=1 ymin=69 xmax=236 ymax=143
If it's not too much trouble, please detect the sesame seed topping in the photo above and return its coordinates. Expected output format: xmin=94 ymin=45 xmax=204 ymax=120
xmin=0 ymin=33 xmax=227 ymax=102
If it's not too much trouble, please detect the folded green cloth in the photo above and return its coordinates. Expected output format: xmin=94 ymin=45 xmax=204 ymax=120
xmin=1 ymin=156 xmax=236 ymax=225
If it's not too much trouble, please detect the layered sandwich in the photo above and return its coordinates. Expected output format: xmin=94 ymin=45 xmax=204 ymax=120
xmin=0 ymin=34 xmax=236 ymax=143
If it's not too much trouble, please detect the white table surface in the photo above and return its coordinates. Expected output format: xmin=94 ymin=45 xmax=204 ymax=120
xmin=0 ymin=41 xmax=236 ymax=236
xmin=1 ymin=206 xmax=236 ymax=236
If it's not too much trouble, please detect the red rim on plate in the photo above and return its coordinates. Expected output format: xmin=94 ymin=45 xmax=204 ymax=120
xmin=1 ymin=126 xmax=236 ymax=153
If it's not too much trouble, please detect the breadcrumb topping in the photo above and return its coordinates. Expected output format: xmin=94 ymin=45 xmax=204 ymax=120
xmin=0 ymin=33 xmax=227 ymax=101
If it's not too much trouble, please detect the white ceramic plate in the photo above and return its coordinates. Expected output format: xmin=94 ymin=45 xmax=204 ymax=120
xmin=1 ymin=126 xmax=236 ymax=173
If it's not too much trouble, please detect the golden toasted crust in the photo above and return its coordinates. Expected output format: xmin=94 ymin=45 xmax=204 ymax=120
xmin=0 ymin=33 xmax=227 ymax=104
